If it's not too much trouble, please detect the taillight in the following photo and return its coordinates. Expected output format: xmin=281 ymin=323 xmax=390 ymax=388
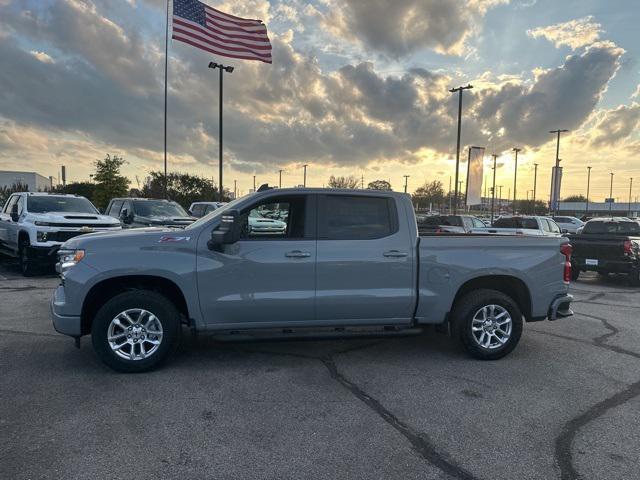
xmin=624 ymin=240 xmax=633 ymax=255
xmin=561 ymin=243 xmax=572 ymax=283
xmin=435 ymin=228 xmax=442 ymax=234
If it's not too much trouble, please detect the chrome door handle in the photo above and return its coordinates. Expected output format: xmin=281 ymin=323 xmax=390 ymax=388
xmin=383 ymin=250 xmax=408 ymax=258
xmin=285 ymin=250 xmax=311 ymax=258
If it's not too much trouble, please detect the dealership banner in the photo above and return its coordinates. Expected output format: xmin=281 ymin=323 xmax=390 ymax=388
xmin=550 ymin=166 xmax=563 ymax=211
xmin=466 ymin=146 xmax=485 ymax=206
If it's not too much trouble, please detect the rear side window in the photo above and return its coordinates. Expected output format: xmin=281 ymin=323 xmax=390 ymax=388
xmin=583 ymin=221 xmax=640 ymax=235
xmin=419 ymin=215 xmax=462 ymax=227
xmin=320 ymin=195 xmax=396 ymax=240
xmin=107 ymin=200 xmax=124 ymax=217
xmin=191 ymin=204 xmax=204 ymax=217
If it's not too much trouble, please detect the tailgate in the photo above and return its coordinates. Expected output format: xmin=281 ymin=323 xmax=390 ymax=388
xmin=570 ymin=235 xmax=626 ymax=260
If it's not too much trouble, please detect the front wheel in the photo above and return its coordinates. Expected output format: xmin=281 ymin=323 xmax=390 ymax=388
xmin=452 ymin=289 xmax=523 ymax=360
xmin=91 ymin=290 xmax=181 ymax=372
xmin=19 ymin=240 xmax=36 ymax=277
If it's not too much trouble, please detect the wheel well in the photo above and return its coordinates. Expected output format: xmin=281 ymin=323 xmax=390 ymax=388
xmin=81 ymin=276 xmax=190 ymax=335
xmin=452 ymin=275 xmax=532 ymax=320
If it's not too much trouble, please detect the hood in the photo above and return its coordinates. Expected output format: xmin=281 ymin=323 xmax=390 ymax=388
xmin=61 ymin=226 xmax=181 ymax=250
xmin=27 ymin=211 xmax=119 ymax=225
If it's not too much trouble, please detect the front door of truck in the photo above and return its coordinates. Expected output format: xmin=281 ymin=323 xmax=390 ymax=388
xmin=196 ymin=194 xmax=317 ymax=327
xmin=315 ymin=194 xmax=414 ymax=324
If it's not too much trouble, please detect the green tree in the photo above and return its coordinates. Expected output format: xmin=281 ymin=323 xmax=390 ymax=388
xmin=563 ymin=195 xmax=587 ymax=202
xmin=412 ymin=180 xmax=445 ymax=209
xmin=93 ymin=154 xmax=130 ymax=210
xmin=367 ymin=180 xmax=392 ymax=191
xmin=517 ymin=199 xmax=548 ymax=215
xmin=140 ymin=171 xmax=231 ymax=209
xmin=0 ymin=181 xmax=29 ymax=206
xmin=53 ymin=181 xmax=97 ymax=201
xmin=327 ymin=175 xmax=359 ymax=189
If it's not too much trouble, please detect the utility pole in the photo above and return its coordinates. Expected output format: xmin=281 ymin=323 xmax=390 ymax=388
xmin=499 ymin=185 xmax=503 ymax=207
xmin=491 ymin=154 xmax=498 ymax=224
xmin=449 ymin=84 xmax=473 ymax=214
xmin=513 ymin=147 xmax=521 ymax=213
xmin=585 ymin=166 xmax=591 ymax=216
xmin=609 ymin=172 xmax=614 ymax=213
xmin=278 ymin=169 xmax=284 ymax=188
xmin=533 ymin=163 xmax=538 ymax=214
xmin=403 ymin=175 xmax=410 ymax=193
xmin=253 ymin=175 xmax=256 ymax=192
xmin=233 ymin=179 xmax=237 ymax=199
xmin=208 ymin=62 xmax=235 ymax=202
xmin=549 ymin=129 xmax=568 ymax=214
xmin=361 ymin=174 xmax=364 ymax=189
xmin=303 ymin=164 xmax=308 ymax=187
xmin=458 ymin=180 xmax=463 ymax=211
xmin=449 ymin=176 xmax=452 ymax=212
xmin=629 ymin=177 xmax=633 ymax=217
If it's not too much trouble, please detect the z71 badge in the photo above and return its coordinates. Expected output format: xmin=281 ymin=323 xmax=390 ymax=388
xmin=158 ymin=236 xmax=191 ymax=243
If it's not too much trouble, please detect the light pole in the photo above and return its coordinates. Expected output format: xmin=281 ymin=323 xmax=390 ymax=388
xmin=533 ymin=163 xmax=538 ymax=214
xmin=208 ymin=62 xmax=235 ymax=202
xmin=549 ymin=129 xmax=568 ymax=214
xmin=253 ymin=175 xmax=256 ymax=192
xmin=403 ymin=175 xmax=410 ymax=193
xmin=609 ymin=172 xmax=614 ymax=213
xmin=449 ymin=84 xmax=473 ymax=214
xmin=303 ymin=164 xmax=308 ymax=187
xmin=513 ymin=147 xmax=521 ymax=213
xmin=278 ymin=169 xmax=284 ymax=188
xmin=233 ymin=179 xmax=237 ymax=199
xmin=491 ymin=154 xmax=498 ymax=224
xmin=629 ymin=177 xmax=633 ymax=216
xmin=585 ymin=166 xmax=591 ymax=216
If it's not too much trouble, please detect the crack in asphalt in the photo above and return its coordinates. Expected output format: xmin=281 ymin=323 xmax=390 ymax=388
xmin=219 ymin=340 xmax=480 ymax=480
xmin=544 ymin=308 xmax=640 ymax=479
xmin=0 ymin=328 xmax=62 ymax=338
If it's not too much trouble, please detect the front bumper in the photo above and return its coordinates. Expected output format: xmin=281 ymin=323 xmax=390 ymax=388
xmin=50 ymin=285 xmax=81 ymax=336
xmin=548 ymin=294 xmax=574 ymax=320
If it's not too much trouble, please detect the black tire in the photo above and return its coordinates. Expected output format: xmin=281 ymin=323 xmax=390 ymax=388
xmin=452 ymin=289 xmax=523 ymax=360
xmin=18 ymin=240 xmax=36 ymax=277
xmin=571 ymin=265 xmax=580 ymax=281
xmin=91 ymin=290 xmax=181 ymax=372
xmin=628 ymin=269 xmax=640 ymax=287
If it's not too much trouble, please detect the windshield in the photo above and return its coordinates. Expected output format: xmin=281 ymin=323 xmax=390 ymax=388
xmin=583 ymin=221 xmax=640 ymax=235
xmin=27 ymin=196 xmax=98 ymax=214
xmin=133 ymin=201 xmax=188 ymax=217
xmin=185 ymin=195 xmax=250 ymax=230
xmin=493 ymin=217 xmax=538 ymax=229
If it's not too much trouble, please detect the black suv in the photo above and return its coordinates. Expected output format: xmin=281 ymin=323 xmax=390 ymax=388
xmin=105 ymin=198 xmax=195 ymax=229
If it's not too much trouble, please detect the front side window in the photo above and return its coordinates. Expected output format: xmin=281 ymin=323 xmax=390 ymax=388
xmin=108 ymin=200 xmax=124 ymax=217
xmin=547 ymin=219 xmax=561 ymax=233
xmin=240 ymin=196 xmax=307 ymax=239
xmin=321 ymin=195 xmax=395 ymax=240
xmin=3 ymin=195 xmax=18 ymax=214
xmin=191 ymin=204 xmax=204 ymax=217
xmin=27 ymin=196 xmax=98 ymax=214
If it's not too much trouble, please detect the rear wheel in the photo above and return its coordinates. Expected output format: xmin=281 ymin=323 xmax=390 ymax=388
xmin=91 ymin=290 xmax=181 ymax=372
xmin=452 ymin=289 xmax=523 ymax=360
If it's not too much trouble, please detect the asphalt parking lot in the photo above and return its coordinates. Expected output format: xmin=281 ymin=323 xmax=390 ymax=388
xmin=1 ymin=261 xmax=639 ymax=480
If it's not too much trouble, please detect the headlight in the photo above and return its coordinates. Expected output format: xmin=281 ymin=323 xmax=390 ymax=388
xmin=56 ymin=249 xmax=85 ymax=274
xmin=37 ymin=231 xmax=48 ymax=242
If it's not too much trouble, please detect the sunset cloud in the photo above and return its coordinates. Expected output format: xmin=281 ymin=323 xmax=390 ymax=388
xmin=527 ymin=16 xmax=603 ymax=50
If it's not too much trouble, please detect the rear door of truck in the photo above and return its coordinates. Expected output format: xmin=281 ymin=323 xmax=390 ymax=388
xmin=315 ymin=193 xmax=414 ymax=324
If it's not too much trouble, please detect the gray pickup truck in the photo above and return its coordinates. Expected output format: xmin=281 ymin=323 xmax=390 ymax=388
xmin=51 ymin=188 xmax=573 ymax=372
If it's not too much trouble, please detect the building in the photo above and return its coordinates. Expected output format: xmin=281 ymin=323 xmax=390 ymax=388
xmin=558 ymin=201 xmax=640 ymax=217
xmin=0 ymin=171 xmax=53 ymax=191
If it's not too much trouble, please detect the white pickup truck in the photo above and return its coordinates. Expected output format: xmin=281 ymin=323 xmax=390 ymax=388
xmin=472 ymin=216 xmax=563 ymax=236
xmin=0 ymin=192 xmax=121 ymax=275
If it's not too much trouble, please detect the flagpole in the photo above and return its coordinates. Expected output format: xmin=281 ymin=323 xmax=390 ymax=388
xmin=163 ymin=0 xmax=170 ymax=199
xmin=219 ymin=65 xmax=223 ymax=202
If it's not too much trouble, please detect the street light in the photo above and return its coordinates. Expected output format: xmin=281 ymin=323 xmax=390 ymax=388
xmin=629 ymin=177 xmax=633 ymax=217
xmin=278 ymin=169 xmax=284 ymax=188
xmin=585 ymin=166 xmax=592 ymax=216
xmin=403 ymin=175 xmax=410 ymax=193
xmin=208 ymin=62 xmax=235 ymax=202
xmin=609 ymin=172 xmax=614 ymax=213
xmin=449 ymin=84 xmax=473 ymax=214
xmin=490 ymin=154 xmax=498 ymax=224
xmin=533 ymin=163 xmax=538 ymax=214
xmin=549 ymin=129 xmax=568 ymax=214
xmin=513 ymin=147 xmax=521 ymax=213
xmin=253 ymin=175 xmax=256 ymax=192
xmin=303 ymin=164 xmax=308 ymax=187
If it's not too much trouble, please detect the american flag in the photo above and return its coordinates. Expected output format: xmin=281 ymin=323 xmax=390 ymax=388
xmin=172 ymin=0 xmax=272 ymax=63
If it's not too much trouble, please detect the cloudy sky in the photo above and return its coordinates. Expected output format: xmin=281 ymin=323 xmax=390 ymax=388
xmin=0 ymin=0 xmax=639 ymax=200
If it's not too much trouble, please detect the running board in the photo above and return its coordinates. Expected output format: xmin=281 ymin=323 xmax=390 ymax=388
xmin=209 ymin=325 xmax=425 ymax=342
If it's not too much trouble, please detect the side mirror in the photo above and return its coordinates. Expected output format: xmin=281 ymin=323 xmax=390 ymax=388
xmin=10 ymin=203 xmax=19 ymax=222
xmin=208 ymin=209 xmax=242 ymax=251
xmin=120 ymin=208 xmax=133 ymax=224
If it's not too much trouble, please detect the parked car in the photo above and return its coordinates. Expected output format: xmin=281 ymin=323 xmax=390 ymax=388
xmin=105 ymin=198 xmax=196 ymax=228
xmin=248 ymin=209 xmax=287 ymax=234
xmin=569 ymin=217 xmax=640 ymax=284
xmin=51 ymin=188 xmax=573 ymax=372
xmin=0 ymin=193 xmax=121 ymax=275
xmin=472 ymin=216 xmax=562 ymax=236
xmin=416 ymin=214 xmax=486 ymax=234
xmin=188 ymin=201 xmax=227 ymax=218
xmin=552 ymin=216 xmax=585 ymax=234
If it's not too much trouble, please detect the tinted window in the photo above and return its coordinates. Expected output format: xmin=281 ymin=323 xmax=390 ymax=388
xmin=107 ymin=200 xmax=124 ymax=217
xmin=493 ymin=217 xmax=538 ymax=229
xmin=322 ymin=195 xmax=394 ymax=240
xmin=583 ymin=221 xmax=640 ymax=235
xmin=418 ymin=215 xmax=463 ymax=227
xmin=190 ymin=204 xmax=204 ymax=217
xmin=3 ymin=195 xmax=18 ymax=214
xmin=240 ymin=195 xmax=307 ymax=239
xmin=133 ymin=201 xmax=188 ymax=217
xmin=27 ymin=196 xmax=97 ymax=214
